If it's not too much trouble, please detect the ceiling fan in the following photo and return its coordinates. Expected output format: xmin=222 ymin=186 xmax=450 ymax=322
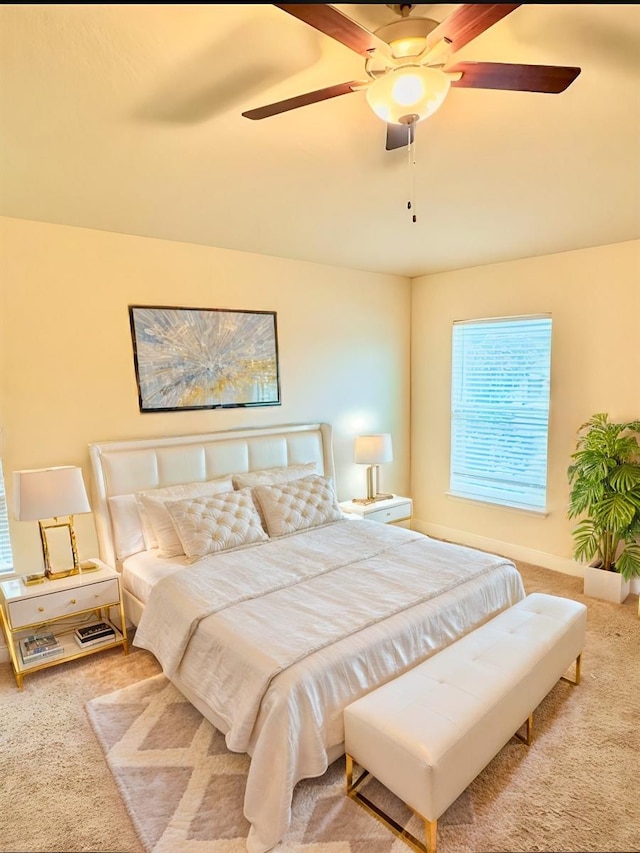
xmin=242 ymin=4 xmax=582 ymax=150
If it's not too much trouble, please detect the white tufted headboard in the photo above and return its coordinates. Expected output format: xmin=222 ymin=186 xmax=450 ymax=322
xmin=89 ymin=423 xmax=335 ymax=569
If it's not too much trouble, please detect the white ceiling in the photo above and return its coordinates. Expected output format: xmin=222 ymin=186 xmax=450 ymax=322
xmin=1 ymin=4 xmax=639 ymax=277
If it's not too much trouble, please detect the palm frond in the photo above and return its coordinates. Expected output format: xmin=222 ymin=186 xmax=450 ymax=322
xmin=616 ymin=543 xmax=640 ymax=581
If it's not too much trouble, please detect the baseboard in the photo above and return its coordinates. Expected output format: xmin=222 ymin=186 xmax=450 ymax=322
xmin=413 ymin=517 xmax=640 ymax=595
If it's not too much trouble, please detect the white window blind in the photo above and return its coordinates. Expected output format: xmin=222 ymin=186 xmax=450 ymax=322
xmin=450 ymin=315 xmax=552 ymax=512
xmin=0 ymin=459 xmax=14 ymax=573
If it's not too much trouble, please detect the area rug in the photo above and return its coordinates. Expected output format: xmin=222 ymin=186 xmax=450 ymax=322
xmin=87 ymin=672 xmax=476 ymax=852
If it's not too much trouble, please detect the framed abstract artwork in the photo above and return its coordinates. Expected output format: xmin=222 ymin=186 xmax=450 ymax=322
xmin=128 ymin=305 xmax=281 ymax=412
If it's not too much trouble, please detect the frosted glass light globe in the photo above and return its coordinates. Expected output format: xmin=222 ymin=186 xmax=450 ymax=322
xmin=366 ymin=66 xmax=450 ymax=124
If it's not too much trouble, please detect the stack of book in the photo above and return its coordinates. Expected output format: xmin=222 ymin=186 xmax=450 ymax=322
xmin=19 ymin=632 xmax=64 ymax=666
xmin=74 ymin=621 xmax=116 ymax=649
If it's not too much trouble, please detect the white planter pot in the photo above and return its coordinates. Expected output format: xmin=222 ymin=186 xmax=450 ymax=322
xmin=583 ymin=564 xmax=630 ymax=604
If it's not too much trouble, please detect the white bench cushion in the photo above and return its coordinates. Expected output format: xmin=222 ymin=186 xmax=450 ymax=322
xmin=344 ymin=592 xmax=587 ymax=823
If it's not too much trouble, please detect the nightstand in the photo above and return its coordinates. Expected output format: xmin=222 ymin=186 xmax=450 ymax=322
xmin=0 ymin=559 xmax=128 ymax=689
xmin=340 ymin=495 xmax=413 ymax=528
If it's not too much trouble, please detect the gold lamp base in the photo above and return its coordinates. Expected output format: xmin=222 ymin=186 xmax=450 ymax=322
xmin=352 ymin=465 xmax=393 ymax=505
xmin=45 ymin=566 xmax=81 ymax=581
xmin=45 ymin=561 xmax=99 ymax=580
xmin=39 ymin=517 xmax=82 ymax=581
xmin=352 ymin=494 xmax=394 ymax=505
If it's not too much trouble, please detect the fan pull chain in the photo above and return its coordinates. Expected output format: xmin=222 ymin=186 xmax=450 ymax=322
xmin=406 ymin=120 xmax=417 ymax=224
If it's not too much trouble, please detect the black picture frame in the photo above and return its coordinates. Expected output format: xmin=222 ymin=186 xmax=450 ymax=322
xmin=128 ymin=305 xmax=281 ymax=413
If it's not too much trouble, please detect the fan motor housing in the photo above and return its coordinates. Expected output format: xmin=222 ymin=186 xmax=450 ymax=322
xmin=375 ymin=18 xmax=440 ymax=53
xmin=376 ymin=17 xmax=440 ymax=43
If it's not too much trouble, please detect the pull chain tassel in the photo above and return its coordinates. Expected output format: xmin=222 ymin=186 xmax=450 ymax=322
xmin=407 ymin=125 xmax=412 ymax=214
xmin=406 ymin=121 xmax=417 ymax=223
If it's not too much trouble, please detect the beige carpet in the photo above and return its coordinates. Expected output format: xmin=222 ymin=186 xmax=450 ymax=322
xmin=2 ymin=562 xmax=639 ymax=852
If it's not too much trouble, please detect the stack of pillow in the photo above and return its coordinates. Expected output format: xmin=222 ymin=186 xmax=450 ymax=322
xmin=108 ymin=463 xmax=346 ymax=564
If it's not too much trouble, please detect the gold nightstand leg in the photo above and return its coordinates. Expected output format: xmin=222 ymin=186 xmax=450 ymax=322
xmin=117 ymin=591 xmax=129 ymax=655
xmin=0 ymin=605 xmax=23 ymax=689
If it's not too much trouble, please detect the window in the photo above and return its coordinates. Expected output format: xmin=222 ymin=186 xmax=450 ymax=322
xmin=0 ymin=459 xmax=15 ymax=573
xmin=450 ymin=315 xmax=552 ymax=512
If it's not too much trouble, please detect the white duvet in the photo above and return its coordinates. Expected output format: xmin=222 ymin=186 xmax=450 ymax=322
xmin=133 ymin=519 xmax=525 ymax=852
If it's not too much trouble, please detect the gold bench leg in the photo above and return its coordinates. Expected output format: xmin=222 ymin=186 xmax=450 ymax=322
xmin=515 ymin=712 xmax=534 ymax=746
xmin=425 ymin=818 xmax=437 ymax=853
xmin=345 ymin=753 xmax=437 ymax=852
xmin=346 ymin=752 xmax=355 ymax=791
xmin=560 ymin=653 xmax=582 ymax=686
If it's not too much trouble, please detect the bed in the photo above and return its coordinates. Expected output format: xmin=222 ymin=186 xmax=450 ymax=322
xmin=89 ymin=422 xmax=525 ymax=853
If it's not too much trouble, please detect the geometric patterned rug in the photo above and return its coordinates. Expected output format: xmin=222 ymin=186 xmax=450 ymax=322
xmin=87 ymin=673 xmax=474 ymax=852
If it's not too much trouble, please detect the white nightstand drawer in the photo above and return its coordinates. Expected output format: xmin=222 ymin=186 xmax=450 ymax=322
xmin=364 ymin=502 xmax=411 ymax=524
xmin=8 ymin=578 xmax=120 ymax=628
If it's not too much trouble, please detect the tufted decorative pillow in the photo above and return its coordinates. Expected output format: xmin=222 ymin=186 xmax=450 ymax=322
xmin=165 ymin=488 xmax=268 ymax=562
xmin=136 ymin=477 xmax=234 ymax=558
xmin=252 ymin=474 xmax=344 ymax=538
xmin=232 ymin=462 xmax=318 ymax=491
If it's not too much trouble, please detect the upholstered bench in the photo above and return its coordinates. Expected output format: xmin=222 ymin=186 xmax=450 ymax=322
xmin=343 ymin=592 xmax=587 ymax=853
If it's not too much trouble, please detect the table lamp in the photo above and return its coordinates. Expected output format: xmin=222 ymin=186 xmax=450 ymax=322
xmin=13 ymin=465 xmax=91 ymax=580
xmin=353 ymin=434 xmax=394 ymax=504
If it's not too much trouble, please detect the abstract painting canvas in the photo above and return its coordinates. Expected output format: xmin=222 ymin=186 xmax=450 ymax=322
xmin=129 ymin=305 xmax=280 ymax=412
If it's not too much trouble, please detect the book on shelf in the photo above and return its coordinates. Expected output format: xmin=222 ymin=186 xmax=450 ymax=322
xmin=74 ymin=631 xmax=117 ymax=650
xmin=19 ymin=632 xmax=60 ymax=658
xmin=19 ymin=637 xmax=64 ymax=666
xmin=74 ymin=620 xmax=117 ymax=646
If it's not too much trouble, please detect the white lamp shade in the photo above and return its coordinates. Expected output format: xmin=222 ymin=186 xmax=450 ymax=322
xmin=13 ymin=466 xmax=91 ymax=521
xmin=354 ymin=434 xmax=394 ymax=465
xmin=365 ymin=66 xmax=450 ymax=125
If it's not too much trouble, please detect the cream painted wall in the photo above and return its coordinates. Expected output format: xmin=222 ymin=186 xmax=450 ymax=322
xmin=1 ymin=217 xmax=411 ymax=574
xmin=411 ymin=240 xmax=640 ymax=577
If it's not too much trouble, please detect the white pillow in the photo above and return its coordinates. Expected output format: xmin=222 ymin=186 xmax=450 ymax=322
xmin=232 ymin=462 xmax=317 ymax=490
xmin=165 ymin=489 xmax=268 ymax=562
xmin=136 ymin=477 xmax=234 ymax=558
xmin=108 ymin=494 xmax=146 ymax=560
xmin=252 ymin=474 xmax=343 ymax=538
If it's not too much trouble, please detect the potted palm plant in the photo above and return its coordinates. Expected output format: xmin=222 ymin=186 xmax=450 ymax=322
xmin=567 ymin=413 xmax=640 ymax=602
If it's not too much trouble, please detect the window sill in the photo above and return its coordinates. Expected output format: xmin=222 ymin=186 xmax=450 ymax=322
xmin=446 ymin=492 xmax=549 ymax=518
xmin=0 ymin=570 xmax=17 ymax=582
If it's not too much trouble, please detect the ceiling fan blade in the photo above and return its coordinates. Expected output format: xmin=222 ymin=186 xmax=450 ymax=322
xmin=242 ymin=81 xmax=366 ymax=120
xmin=274 ymin=4 xmax=385 ymax=58
xmin=427 ymin=4 xmax=521 ymax=53
xmin=448 ymin=62 xmax=581 ymax=93
xmin=385 ymin=123 xmax=415 ymax=151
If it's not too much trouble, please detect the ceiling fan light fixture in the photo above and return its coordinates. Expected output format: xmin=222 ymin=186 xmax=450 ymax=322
xmin=365 ymin=65 xmax=450 ymax=124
